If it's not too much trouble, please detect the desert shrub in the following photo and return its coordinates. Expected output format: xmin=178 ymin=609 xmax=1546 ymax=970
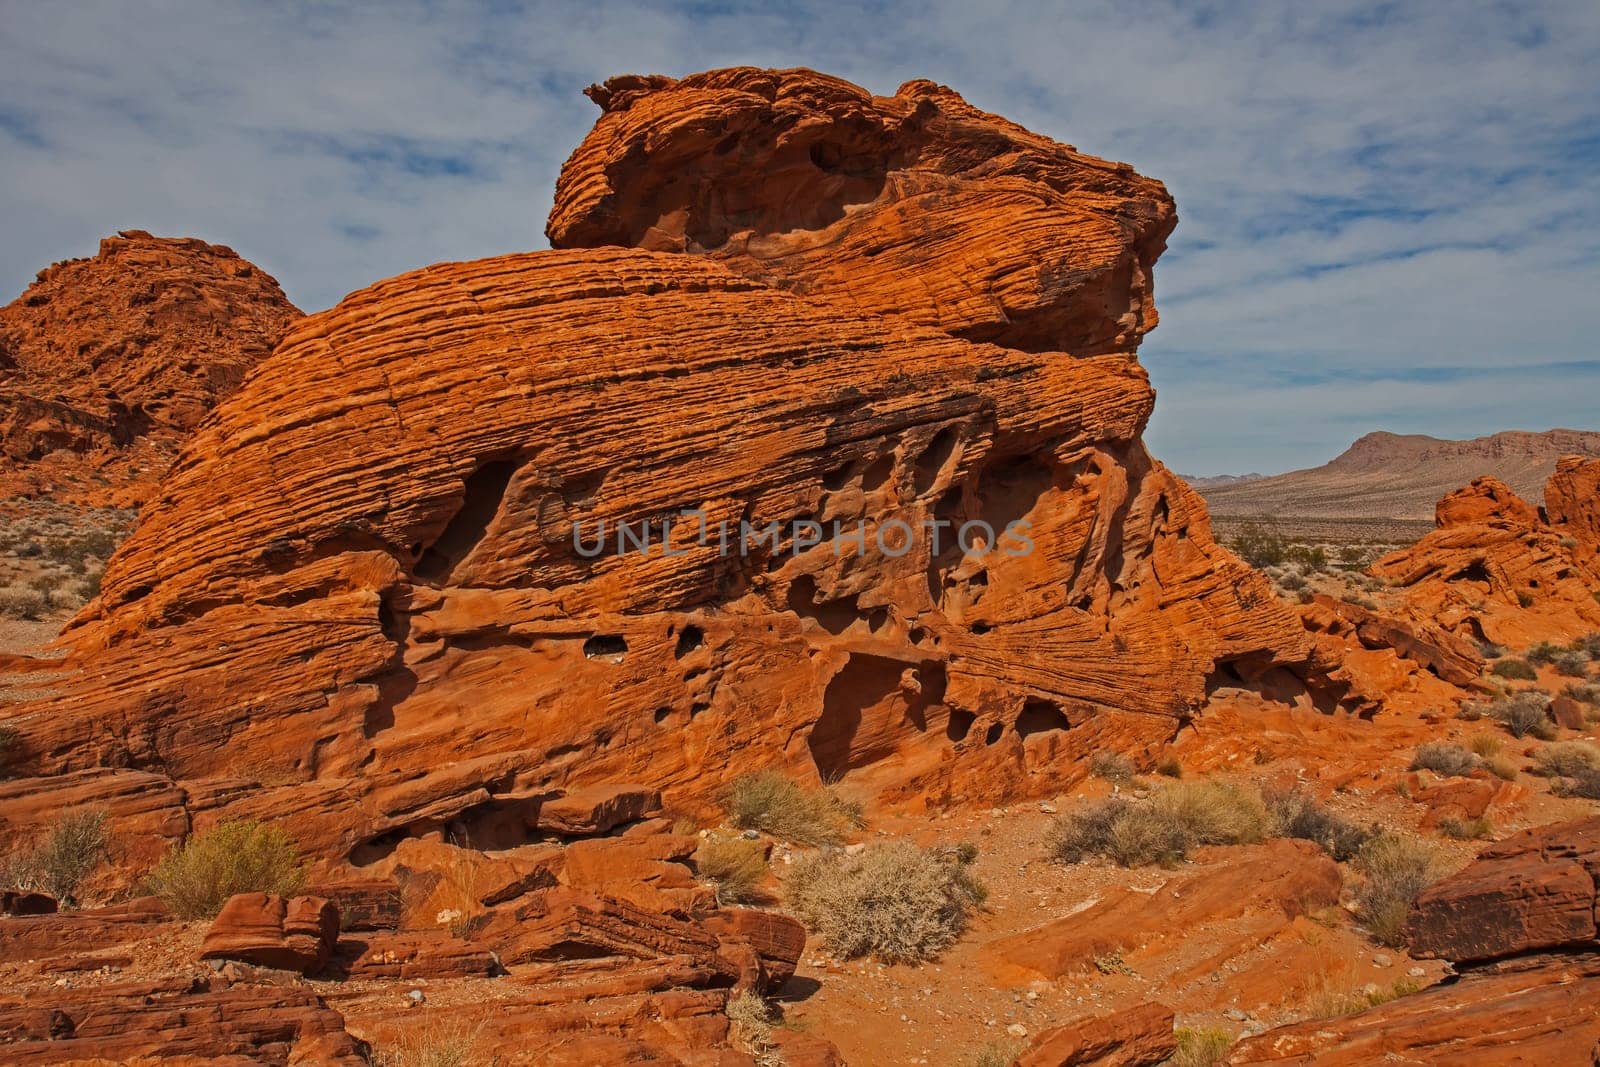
xmin=1486 ymin=691 xmax=1556 ymax=739
xmin=1231 ymin=522 xmax=1288 ymax=568
xmin=1408 ymin=743 xmax=1479 ymax=777
xmin=0 ymin=588 xmax=48 ymax=620
xmin=1553 ymin=651 xmax=1592 ymax=678
xmin=1265 ymin=788 xmax=1371 ymax=861
xmin=1553 ymin=766 xmax=1600 ymax=800
xmin=1584 ymin=633 xmax=1600 ymax=658
xmin=1089 ymin=750 xmax=1134 ymax=784
xmin=1565 ymin=683 xmax=1600 ymax=705
xmin=1532 ymin=741 xmax=1600 ymax=778
xmin=1278 ymin=570 xmax=1307 ymax=591
xmin=724 ymin=992 xmax=781 ymax=1067
xmin=1155 ymin=753 xmax=1184 ymax=778
xmin=695 ymin=836 xmax=769 ymax=905
xmin=0 ymin=809 xmax=109 ymax=902
xmin=1352 ymin=833 xmax=1440 ymax=947
xmin=784 ymin=841 xmax=985 ymax=963
xmin=1526 ymin=641 xmax=1565 ymax=666
xmin=725 ymin=772 xmax=863 ymax=846
xmin=1490 ymin=658 xmax=1537 ymax=681
xmin=1477 ymin=640 xmax=1506 ymax=659
xmin=1169 ymin=1027 xmax=1234 ymax=1067
xmin=1287 ymin=544 xmax=1329 ymax=572
xmin=962 ymin=1042 xmax=1026 ymax=1067
xmin=1048 ymin=781 xmax=1268 ymax=867
xmin=1438 ymin=815 xmax=1494 ymax=840
xmin=143 ymin=820 xmax=305 ymax=919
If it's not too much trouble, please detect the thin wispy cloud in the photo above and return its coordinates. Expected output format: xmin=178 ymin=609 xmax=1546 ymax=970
xmin=2 ymin=1 xmax=1596 ymax=472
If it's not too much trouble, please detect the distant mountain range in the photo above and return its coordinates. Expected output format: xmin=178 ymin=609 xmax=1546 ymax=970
xmin=1191 ymin=428 xmax=1600 ymax=520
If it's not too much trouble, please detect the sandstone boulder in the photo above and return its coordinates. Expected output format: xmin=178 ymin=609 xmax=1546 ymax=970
xmin=1407 ymin=816 xmax=1600 ymax=963
xmin=199 ymin=892 xmax=340 ymax=975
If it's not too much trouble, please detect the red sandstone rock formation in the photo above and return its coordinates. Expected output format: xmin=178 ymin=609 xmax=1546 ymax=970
xmin=1014 ymin=1002 xmax=1177 ymax=1066
xmin=0 ymin=230 xmax=300 ymax=505
xmin=0 ymin=69 xmax=1325 ymax=880
xmin=1371 ymin=460 xmax=1600 ymax=647
xmin=199 ymin=892 xmax=341 ymax=974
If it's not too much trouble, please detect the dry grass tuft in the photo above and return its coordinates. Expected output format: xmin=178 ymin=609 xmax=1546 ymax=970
xmin=695 ymin=836 xmax=769 ymax=905
xmin=724 ymin=992 xmax=782 ymax=1067
xmin=784 ymin=841 xmax=985 ymax=963
xmin=372 ymin=1017 xmax=492 ymax=1067
xmin=142 ymin=819 xmax=305 ymax=919
xmin=1532 ymin=741 xmax=1600 ymax=778
xmin=1437 ymin=815 xmax=1493 ymax=840
xmin=1490 ymin=658 xmax=1537 ymax=681
xmin=726 ymin=772 xmax=863 ymax=846
xmin=1049 ymin=780 xmax=1269 ymax=867
xmin=1169 ymin=1027 xmax=1234 ymax=1067
xmin=1089 ymin=750 xmax=1134 ymax=784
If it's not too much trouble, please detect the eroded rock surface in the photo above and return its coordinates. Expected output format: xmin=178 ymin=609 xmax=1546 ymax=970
xmin=1 ymin=68 xmax=1323 ymax=877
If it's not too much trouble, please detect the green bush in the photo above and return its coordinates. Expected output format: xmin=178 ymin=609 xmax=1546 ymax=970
xmin=1353 ymin=833 xmax=1440 ymax=947
xmin=142 ymin=820 xmax=305 ymax=919
xmin=1230 ymin=522 xmax=1288 ymax=568
xmin=0 ymin=809 xmax=109 ymax=902
xmin=784 ymin=841 xmax=985 ymax=963
xmin=1490 ymin=658 xmax=1537 ymax=681
xmin=725 ymin=772 xmax=863 ymax=846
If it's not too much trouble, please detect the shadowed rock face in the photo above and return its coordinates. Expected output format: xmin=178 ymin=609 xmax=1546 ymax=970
xmin=4 ymin=68 xmax=1316 ymax=870
xmin=0 ymin=230 xmax=301 ymax=506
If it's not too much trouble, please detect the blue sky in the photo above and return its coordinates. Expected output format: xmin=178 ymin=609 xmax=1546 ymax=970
xmin=2 ymin=1 xmax=1597 ymax=474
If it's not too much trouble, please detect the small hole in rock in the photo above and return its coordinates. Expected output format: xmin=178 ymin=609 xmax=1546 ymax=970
xmin=583 ymin=635 xmax=628 ymax=662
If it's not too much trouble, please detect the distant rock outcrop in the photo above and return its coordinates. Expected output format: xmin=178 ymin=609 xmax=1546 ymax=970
xmin=0 ymin=230 xmax=301 ymax=505
xmin=1370 ymin=456 xmax=1600 ymax=647
xmin=1197 ymin=429 xmax=1600 ymax=521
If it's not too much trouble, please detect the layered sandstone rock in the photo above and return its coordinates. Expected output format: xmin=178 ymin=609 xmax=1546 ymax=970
xmin=1371 ymin=461 xmax=1600 ymax=647
xmin=1234 ymin=816 xmax=1600 ymax=1064
xmin=0 ymin=230 xmax=301 ymax=505
xmin=0 ymin=68 xmax=1324 ymax=878
xmin=199 ymin=892 xmax=341 ymax=974
xmin=1014 ymin=1002 xmax=1177 ymax=1066
xmin=1406 ymin=815 xmax=1600 ymax=963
